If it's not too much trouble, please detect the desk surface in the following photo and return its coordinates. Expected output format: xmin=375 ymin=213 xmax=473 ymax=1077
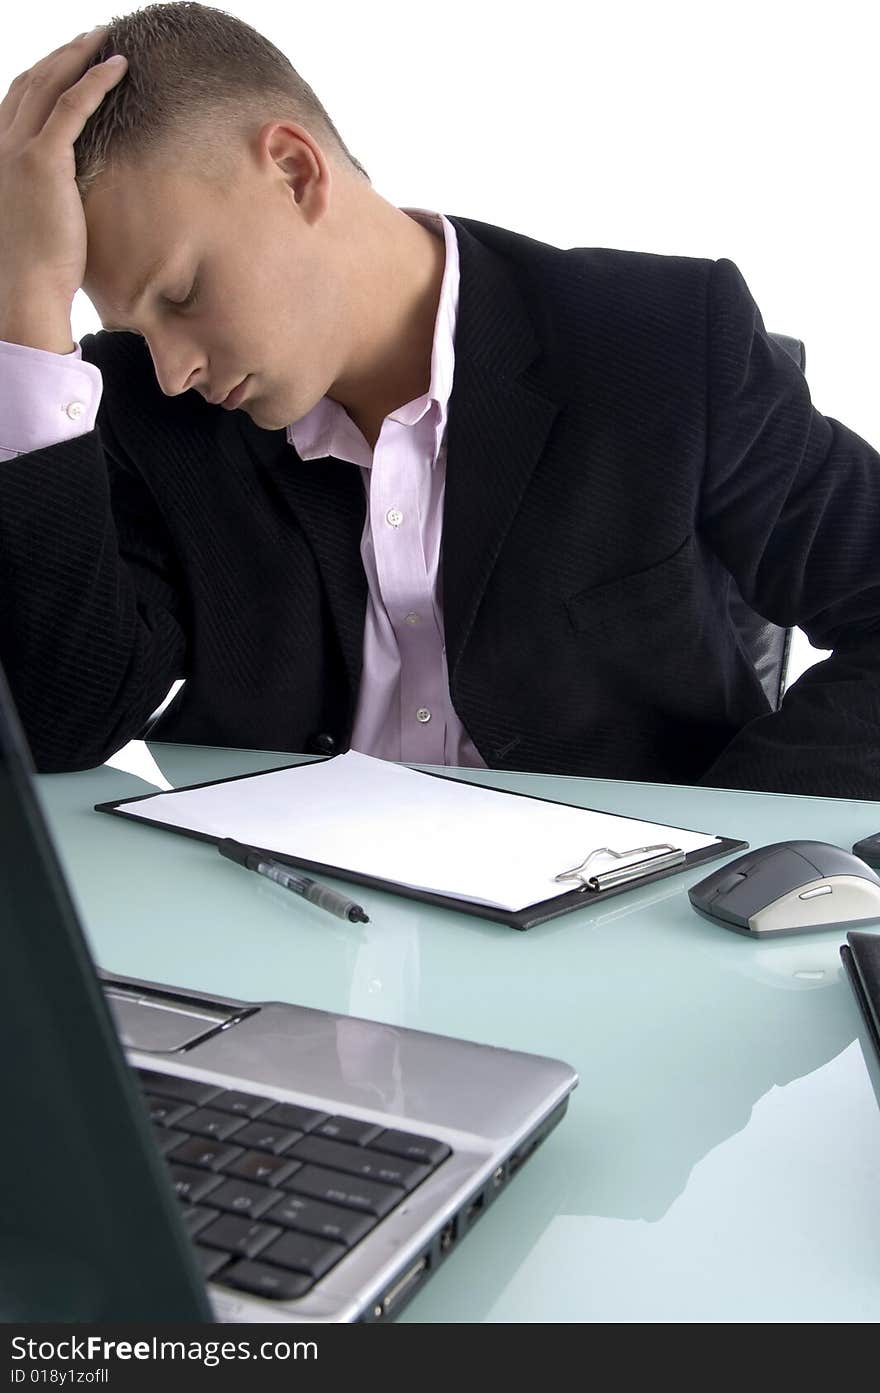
xmin=35 ymin=744 xmax=880 ymax=1323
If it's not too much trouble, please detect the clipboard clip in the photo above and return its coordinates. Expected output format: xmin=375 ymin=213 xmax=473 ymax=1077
xmin=554 ymin=842 xmax=685 ymax=892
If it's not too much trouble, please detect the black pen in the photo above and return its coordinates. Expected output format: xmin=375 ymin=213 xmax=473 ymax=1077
xmin=218 ymin=839 xmax=370 ymax=922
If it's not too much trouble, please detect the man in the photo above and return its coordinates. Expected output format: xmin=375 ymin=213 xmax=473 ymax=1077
xmin=1 ymin=7 xmax=879 ymax=796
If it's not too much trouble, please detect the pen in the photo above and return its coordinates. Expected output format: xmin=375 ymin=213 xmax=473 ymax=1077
xmin=218 ymin=839 xmax=370 ymax=922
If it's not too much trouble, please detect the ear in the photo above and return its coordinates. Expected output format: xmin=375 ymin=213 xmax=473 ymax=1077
xmin=260 ymin=121 xmax=331 ymax=220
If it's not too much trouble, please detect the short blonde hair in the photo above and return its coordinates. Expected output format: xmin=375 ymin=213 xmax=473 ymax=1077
xmin=75 ymin=2 xmax=371 ymax=198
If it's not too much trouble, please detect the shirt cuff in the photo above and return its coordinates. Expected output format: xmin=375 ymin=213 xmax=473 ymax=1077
xmin=0 ymin=339 xmax=103 ymax=459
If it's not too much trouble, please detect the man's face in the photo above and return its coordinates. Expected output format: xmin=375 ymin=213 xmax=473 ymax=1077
xmin=82 ymin=125 xmax=346 ymax=430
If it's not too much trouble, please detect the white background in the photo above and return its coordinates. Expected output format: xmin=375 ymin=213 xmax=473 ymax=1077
xmin=5 ymin=0 xmax=875 ymax=697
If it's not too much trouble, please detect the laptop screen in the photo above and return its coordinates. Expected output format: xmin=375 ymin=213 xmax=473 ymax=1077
xmin=842 ymin=934 xmax=880 ymax=1114
xmin=0 ymin=662 xmax=210 ymax=1320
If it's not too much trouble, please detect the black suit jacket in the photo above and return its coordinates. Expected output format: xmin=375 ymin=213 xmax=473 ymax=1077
xmin=2 ymin=215 xmax=880 ymax=794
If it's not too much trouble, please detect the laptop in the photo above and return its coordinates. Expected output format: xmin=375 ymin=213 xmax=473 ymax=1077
xmin=841 ymin=930 xmax=880 ymax=1112
xmin=0 ymin=662 xmax=577 ymax=1323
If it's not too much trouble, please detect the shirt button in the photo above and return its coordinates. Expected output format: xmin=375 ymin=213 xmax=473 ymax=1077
xmin=416 ymin=707 xmax=432 ymax=724
xmin=65 ymin=401 xmax=86 ymax=420
xmin=404 ymin=612 xmax=421 ymax=626
xmin=386 ymin=507 xmax=404 ymax=528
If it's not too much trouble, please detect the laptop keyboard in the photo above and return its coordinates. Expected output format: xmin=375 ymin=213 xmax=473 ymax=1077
xmin=136 ymin=1068 xmax=452 ymax=1302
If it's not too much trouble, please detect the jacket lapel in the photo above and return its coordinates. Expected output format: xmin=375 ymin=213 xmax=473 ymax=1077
xmin=442 ymin=216 xmax=561 ymax=678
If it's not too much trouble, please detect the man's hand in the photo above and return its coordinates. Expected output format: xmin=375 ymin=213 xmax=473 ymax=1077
xmin=0 ymin=27 xmax=127 ymax=352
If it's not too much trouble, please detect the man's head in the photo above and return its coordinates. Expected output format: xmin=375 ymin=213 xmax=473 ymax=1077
xmin=77 ymin=2 xmax=419 ymax=432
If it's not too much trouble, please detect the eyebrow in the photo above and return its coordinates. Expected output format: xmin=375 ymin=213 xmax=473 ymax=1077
xmin=101 ymin=253 xmax=171 ymax=331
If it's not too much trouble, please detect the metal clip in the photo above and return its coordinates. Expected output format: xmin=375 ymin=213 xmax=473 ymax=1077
xmin=554 ymin=842 xmax=685 ymax=892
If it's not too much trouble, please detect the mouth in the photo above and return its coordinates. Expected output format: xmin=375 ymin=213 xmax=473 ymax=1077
xmin=219 ymin=376 xmax=250 ymax=410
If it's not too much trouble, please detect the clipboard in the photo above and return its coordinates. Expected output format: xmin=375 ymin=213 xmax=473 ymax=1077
xmin=94 ymin=755 xmax=746 ymax=931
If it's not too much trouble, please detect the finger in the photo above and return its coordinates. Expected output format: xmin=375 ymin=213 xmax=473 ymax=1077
xmin=11 ymin=26 xmax=110 ymax=88
xmin=1 ymin=28 xmax=112 ymax=137
xmin=42 ymin=26 xmax=112 ymax=61
xmin=14 ymin=52 xmax=127 ymax=152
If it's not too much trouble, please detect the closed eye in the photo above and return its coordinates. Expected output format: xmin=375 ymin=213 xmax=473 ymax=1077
xmin=103 ymin=279 xmax=200 ymax=334
xmin=169 ymin=280 xmax=200 ymax=311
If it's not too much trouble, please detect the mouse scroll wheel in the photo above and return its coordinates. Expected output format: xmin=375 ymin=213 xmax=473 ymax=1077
xmin=712 ymin=870 xmax=749 ymax=898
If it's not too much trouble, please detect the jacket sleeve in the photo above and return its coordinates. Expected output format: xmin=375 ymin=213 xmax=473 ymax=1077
xmin=696 ymin=257 xmax=880 ymax=797
xmin=0 ymin=334 xmax=188 ymax=772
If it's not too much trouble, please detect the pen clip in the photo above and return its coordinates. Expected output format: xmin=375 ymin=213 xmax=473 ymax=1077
xmin=554 ymin=842 xmax=685 ymax=892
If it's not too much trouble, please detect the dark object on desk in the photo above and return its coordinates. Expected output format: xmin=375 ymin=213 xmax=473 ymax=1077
xmin=840 ymin=931 xmax=880 ymax=1111
xmin=688 ymin=840 xmax=880 ymax=937
xmin=852 ymin=833 xmax=880 ymax=872
xmin=218 ymin=838 xmax=370 ymax=923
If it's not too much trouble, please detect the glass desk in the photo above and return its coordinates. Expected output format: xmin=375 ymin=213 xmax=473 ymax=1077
xmin=35 ymin=744 xmax=880 ymax=1323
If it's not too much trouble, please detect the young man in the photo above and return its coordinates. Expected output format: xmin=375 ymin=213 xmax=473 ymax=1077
xmin=1 ymin=6 xmax=879 ymax=796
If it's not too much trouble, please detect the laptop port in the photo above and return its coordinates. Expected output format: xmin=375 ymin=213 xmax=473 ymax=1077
xmin=373 ymin=1256 xmax=430 ymax=1318
xmin=465 ymin=1191 xmax=485 ymax=1224
xmin=439 ymin=1219 xmax=457 ymax=1252
xmin=492 ymin=1165 xmax=505 ymax=1187
xmin=509 ymin=1138 xmax=539 ymax=1175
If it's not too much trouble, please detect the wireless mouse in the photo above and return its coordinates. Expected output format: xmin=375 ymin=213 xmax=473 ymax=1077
xmin=688 ymin=840 xmax=880 ymax=936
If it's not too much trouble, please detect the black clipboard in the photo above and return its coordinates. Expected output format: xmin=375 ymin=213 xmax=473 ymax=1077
xmin=94 ymin=758 xmax=747 ymax=931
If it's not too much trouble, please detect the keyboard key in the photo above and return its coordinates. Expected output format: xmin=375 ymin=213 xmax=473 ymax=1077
xmin=284 ymin=1164 xmax=405 ymax=1218
xmin=221 ymin=1260 xmax=313 ymax=1301
xmin=151 ymin=1125 xmax=189 ymax=1156
xmin=314 ymin=1116 xmax=383 ymax=1146
xmin=207 ymin=1178 xmax=279 ymax=1220
xmin=145 ymin=1096 xmax=194 ymax=1127
xmin=168 ymin=1164 xmax=224 ymax=1204
xmin=167 ymin=1136 xmax=246 ymax=1172
xmin=290 ymin=1136 xmax=430 ymax=1192
xmin=261 ymin=1229 xmax=347 ymax=1280
xmin=370 ymin=1129 xmax=452 ymax=1168
xmin=136 ymin=1071 xmax=222 ymax=1106
xmin=264 ymin=1192 xmax=375 ymax=1247
xmin=194 ymin=1244 xmax=230 ymax=1278
xmin=179 ymin=1205 xmax=219 ymax=1238
xmin=261 ymin=1103 xmax=328 ymax=1133
xmin=209 ymin=1089 xmax=273 ymax=1119
xmin=176 ymin=1107 xmax=248 ymax=1141
xmin=227 ymin=1150 xmax=301 ymax=1187
xmin=199 ymin=1214 xmax=282 ymax=1260
xmin=231 ymin=1122 xmax=304 ymax=1154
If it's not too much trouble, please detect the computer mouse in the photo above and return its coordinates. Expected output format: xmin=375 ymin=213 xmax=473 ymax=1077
xmin=688 ymin=840 xmax=880 ymax=937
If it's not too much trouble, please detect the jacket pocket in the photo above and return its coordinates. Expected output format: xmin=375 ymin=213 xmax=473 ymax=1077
xmin=565 ymin=533 xmax=696 ymax=638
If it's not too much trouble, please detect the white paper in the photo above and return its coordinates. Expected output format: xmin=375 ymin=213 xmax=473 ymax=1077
xmin=112 ymin=750 xmax=722 ymax=912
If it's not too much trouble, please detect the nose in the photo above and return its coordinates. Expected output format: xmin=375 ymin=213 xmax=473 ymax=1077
xmin=146 ymin=334 xmax=206 ymax=399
